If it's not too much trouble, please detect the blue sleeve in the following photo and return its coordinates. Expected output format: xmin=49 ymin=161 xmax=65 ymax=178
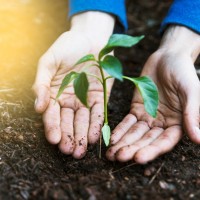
xmin=68 ymin=0 xmax=127 ymax=32
xmin=161 ymin=0 xmax=200 ymax=34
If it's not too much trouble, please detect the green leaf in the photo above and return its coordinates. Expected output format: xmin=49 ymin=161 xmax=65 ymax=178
xmin=74 ymin=54 xmax=96 ymax=66
xmin=102 ymin=123 xmax=111 ymax=146
xmin=100 ymin=55 xmax=123 ymax=81
xmin=56 ymin=71 xmax=78 ymax=99
xmin=99 ymin=34 xmax=144 ymax=60
xmin=73 ymin=72 xmax=89 ymax=107
xmin=123 ymin=76 xmax=159 ymax=118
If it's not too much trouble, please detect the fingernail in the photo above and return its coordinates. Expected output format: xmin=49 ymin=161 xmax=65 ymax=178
xmin=195 ymin=127 xmax=200 ymax=134
xmin=34 ymin=98 xmax=38 ymax=107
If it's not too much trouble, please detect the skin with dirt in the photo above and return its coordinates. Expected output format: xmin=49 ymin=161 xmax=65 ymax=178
xmin=0 ymin=0 xmax=200 ymax=199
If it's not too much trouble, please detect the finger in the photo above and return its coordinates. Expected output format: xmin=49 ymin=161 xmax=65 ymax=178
xmin=88 ymin=103 xmax=104 ymax=144
xmin=116 ymin=127 xmax=163 ymax=162
xmin=59 ymin=108 xmax=75 ymax=155
xmin=106 ymin=121 xmax=149 ymax=161
xmin=43 ymin=99 xmax=61 ymax=144
xmin=134 ymin=126 xmax=182 ymax=164
xmin=33 ymin=84 xmax=50 ymax=113
xmin=32 ymin=53 xmax=57 ymax=113
xmin=182 ymin=83 xmax=200 ymax=144
xmin=176 ymin=59 xmax=200 ymax=143
xmin=73 ymin=107 xmax=90 ymax=159
xmin=110 ymin=114 xmax=137 ymax=145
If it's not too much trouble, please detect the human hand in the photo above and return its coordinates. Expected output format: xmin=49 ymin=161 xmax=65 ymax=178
xmin=32 ymin=12 xmax=115 ymax=159
xmin=106 ymin=26 xmax=200 ymax=164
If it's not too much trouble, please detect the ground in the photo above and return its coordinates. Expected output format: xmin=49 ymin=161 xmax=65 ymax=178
xmin=0 ymin=0 xmax=200 ymax=199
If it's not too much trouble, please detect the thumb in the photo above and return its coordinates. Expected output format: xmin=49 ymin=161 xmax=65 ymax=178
xmin=33 ymin=84 xmax=50 ymax=114
xmin=32 ymin=53 xmax=57 ymax=113
xmin=182 ymin=82 xmax=200 ymax=144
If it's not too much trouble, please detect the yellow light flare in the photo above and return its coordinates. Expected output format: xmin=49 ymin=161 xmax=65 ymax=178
xmin=0 ymin=0 xmax=69 ymax=87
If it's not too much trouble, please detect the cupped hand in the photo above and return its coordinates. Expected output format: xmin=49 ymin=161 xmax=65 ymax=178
xmin=32 ymin=11 xmax=115 ymax=159
xmin=106 ymin=26 xmax=200 ymax=164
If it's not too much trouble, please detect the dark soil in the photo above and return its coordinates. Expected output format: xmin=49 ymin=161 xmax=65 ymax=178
xmin=0 ymin=1 xmax=200 ymax=199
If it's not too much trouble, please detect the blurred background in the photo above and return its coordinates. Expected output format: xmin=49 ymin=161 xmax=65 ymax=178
xmin=0 ymin=0 xmax=69 ymax=94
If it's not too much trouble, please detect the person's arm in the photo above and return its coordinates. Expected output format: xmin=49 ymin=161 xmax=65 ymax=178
xmin=69 ymin=0 xmax=128 ymax=33
xmin=161 ymin=0 xmax=200 ymax=34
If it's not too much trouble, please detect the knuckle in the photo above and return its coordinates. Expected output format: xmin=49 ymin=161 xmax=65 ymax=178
xmin=31 ymin=83 xmax=38 ymax=93
xmin=113 ymin=124 xmax=126 ymax=135
xmin=149 ymin=143 xmax=162 ymax=152
xmin=143 ymin=133 xmax=155 ymax=140
xmin=45 ymin=123 xmax=58 ymax=132
xmin=92 ymin=122 xmax=102 ymax=130
xmin=89 ymin=127 xmax=100 ymax=137
xmin=37 ymin=57 xmax=46 ymax=69
xmin=74 ymin=119 xmax=89 ymax=125
xmin=88 ymin=135 xmax=99 ymax=144
xmin=117 ymin=146 xmax=129 ymax=157
xmin=137 ymin=121 xmax=149 ymax=127
xmin=110 ymin=135 xmax=117 ymax=145
xmin=159 ymin=133 xmax=171 ymax=142
xmin=124 ymin=113 xmax=136 ymax=123
xmin=91 ymin=112 xmax=104 ymax=120
xmin=38 ymin=52 xmax=54 ymax=69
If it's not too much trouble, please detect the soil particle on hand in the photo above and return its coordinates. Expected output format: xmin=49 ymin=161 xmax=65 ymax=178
xmin=79 ymin=138 xmax=85 ymax=146
xmin=67 ymin=135 xmax=73 ymax=141
xmin=79 ymin=140 xmax=83 ymax=146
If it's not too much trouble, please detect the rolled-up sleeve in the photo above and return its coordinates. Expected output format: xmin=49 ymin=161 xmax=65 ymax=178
xmin=69 ymin=0 xmax=127 ymax=32
xmin=161 ymin=0 xmax=200 ymax=34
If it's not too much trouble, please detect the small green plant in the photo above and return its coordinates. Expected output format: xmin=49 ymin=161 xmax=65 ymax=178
xmin=56 ymin=34 xmax=159 ymax=148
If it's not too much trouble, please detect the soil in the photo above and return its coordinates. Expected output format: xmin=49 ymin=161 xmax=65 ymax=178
xmin=0 ymin=0 xmax=200 ymax=199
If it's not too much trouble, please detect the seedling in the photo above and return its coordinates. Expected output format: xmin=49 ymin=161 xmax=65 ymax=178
xmin=56 ymin=34 xmax=159 ymax=149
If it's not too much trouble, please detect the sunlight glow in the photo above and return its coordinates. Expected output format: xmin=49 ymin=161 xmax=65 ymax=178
xmin=0 ymin=0 xmax=69 ymax=87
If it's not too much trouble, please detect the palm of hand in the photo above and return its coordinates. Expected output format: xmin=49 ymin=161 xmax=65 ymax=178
xmin=106 ymin=52 xmax=200 ymax=164
xmin=36 ymin=31 xmax=113 ymax=159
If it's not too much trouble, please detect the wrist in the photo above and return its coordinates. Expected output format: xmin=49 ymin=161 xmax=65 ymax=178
xmin=159 ymin=25 xmax=200 ymax=61
xmin=70 ymin=11 xmax=115 ymax=49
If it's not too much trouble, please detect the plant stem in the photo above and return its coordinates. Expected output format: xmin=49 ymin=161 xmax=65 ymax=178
xmin=105 ymin=76 xmax=113 ymax=81
xmin=103 ymin=79 xmax=108 ymax=124
xmin=98 ymin=62 xmax=109 ymax=158
xmin=86 ymin=73 xmax=103 ymax=84
xmin=98 ymin=65 xmax=108 ymax=124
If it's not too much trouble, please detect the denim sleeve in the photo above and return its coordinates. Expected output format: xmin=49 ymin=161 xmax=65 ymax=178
xmin=161 ymin=0 xmax=200 ymax=34
xmin=68 ymin=0 xmax=127 ymax=32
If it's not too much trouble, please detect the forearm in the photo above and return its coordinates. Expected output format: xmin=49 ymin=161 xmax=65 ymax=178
xmin=159 ymin=26 xmax=200 ymax=62
xmin=70 ymin=11 xmax=115 ymax=49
